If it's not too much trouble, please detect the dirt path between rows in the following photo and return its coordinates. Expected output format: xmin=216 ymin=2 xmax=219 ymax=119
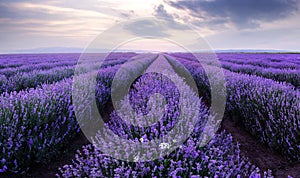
xmin=220 ymin=117 xmax=300 ymax=177
xmin=27 ymin=131 xmax=90 ymax=178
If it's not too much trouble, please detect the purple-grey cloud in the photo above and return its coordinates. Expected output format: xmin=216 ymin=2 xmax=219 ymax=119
xmin=167 ymin=0 xmax=299 ymax=29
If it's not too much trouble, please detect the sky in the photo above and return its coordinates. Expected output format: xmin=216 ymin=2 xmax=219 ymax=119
xmin=0 ymin=0 xmax=300 ymax=53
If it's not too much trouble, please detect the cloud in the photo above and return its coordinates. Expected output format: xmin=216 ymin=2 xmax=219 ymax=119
xmin=167 ymin=0 xmax=299 ymax=29
xmin=0 ymin=0 xmax=160 ymax=52
xmin=154 ymin=4 xmax=174 ymax=20
xmin=0 ymin=2 xmax=69 ymax=21
xmin=123 ymin=9 xmax=193 ymax=39
xmin=123 ymin=19 xmax=171 ymax=37
xmin=0 ymin=2 xmax=118 ymax=37
xmin=1 ymin=0 xmax=299 ymax=52
xmin=11 ymin=2 xmax=114 ymax=19
xmin=205 ymin=26 xmax=300 ymax=50
xmin=153 ymin=4 xmax=189 ymax=30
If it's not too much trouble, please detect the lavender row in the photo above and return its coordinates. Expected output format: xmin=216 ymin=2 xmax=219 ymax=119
xmin=0 ymin=53 xmax=136 ymax=69
xmin=174 ymin=56 xmax=300 ymax=161
xmin=0 ymin=78 xmax=79 ymax=174
xmin=169 ymin=53 xmax=300 ymax=70
xmin=57 ymin=132 xmax=273 ymax=178
xmin=58 ymin=60 xmax=273 ymax=177
xmin=0 ymin=56 xmax=130 ymax=94
xmin=225 ymin=71 xmax=300 ymax=160
xmin=0 ymin=54 xmax=136 ymax=174
xmin=0 ymin=60 xmax=76 ymax=78
xmin=221 ymin=61 xmax=300 ymax=88
xmin=0 ymin=66 xmax=75 ymax=93
xmin=0 ymin=53 xmax=134 ymax=78
xmin=0 ymin=66 xmax=123 ymax=174
xmin=218 ymin=53 xmax=300 ymax=70
xmin=0 ymin=53 xmax=80 ymax=68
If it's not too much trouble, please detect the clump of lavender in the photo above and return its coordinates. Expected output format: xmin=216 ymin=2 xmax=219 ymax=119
xmin=221 ymin=61 xmax=299 ymax=88
xmin=57 ymin=60 xmax=273 ymax=177
xmin=174 ymin=55 xmax=300 ymax=161
xmin=57 ymin=131 xmax=273 ymax=178
xmin=0 ymin=54 xmax=132 ymax=174
xmin=0 ymin=53 xmax=136 ymax=94
xmin=0 ymin=79 xmax=78 ymax=174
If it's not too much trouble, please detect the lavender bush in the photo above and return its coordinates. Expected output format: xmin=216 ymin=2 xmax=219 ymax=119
xmin=0 ymin=54 xmax=132 ymax=94
xmin=0 ymin=60 xmax=76 ymax=77
xmin=0 ymin=54 xmax=80 ymax=68
xmin=1 ymin=53 xmax=297 ymax=176
xmin=217 ymin=53 xmax=300 ymax=70
xmin=221 ymin=61 xmax=300 ymax=88
xmin=1 ymin=66 xmax=75 ymax=93
xmin=0 ymin=79 xmax=78 ymax=173
xmin=58 ymin=55 xmax=273 ymax=177
xmin=173 ymin=55 xmax=300 ymax=161
xmin=0 ymin=53 xmax=135 ymax=174
xmin=57 ymin=131 xmax=274 ymax=178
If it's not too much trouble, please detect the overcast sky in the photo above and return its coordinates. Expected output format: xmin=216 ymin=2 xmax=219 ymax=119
xmin=0 ymin=0 xmax=300 ymax=52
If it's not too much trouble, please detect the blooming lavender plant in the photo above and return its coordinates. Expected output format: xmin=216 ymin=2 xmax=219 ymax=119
xmin=58 ymin=54 xmax=273 ymax=177
xmin=221 ymin=61 xmax=300 ymax=88
xmin=57 ymin=131 xmax=272 ymax=177
xmin=1 ymin=52 xmax=296 ymax=176
xmin=173 ymin=55 xmax=300 ymax=161
xmin=217 ymin=53 xmax=300 ymax=70
xmin=0 ymin=53 xmax=135 ymax=174
xmin=0 ymin=79 xmax=78 ymax=173
xmin=0 ymin=53 xmax=134 ymax=94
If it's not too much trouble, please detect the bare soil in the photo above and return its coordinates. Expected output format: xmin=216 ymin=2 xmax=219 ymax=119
xmin=220 ymin=117 xmax=300 ymax=177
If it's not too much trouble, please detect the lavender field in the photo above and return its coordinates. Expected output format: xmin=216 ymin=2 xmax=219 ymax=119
xmin=0 ymin=53 xmax=299 ymax=178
